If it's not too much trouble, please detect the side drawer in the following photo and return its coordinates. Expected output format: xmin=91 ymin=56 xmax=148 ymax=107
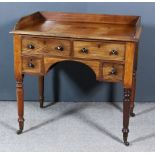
xmin=74 ymin=41 xmax=125 ymax=61
xmin=103 ymin=63 xmax=124 ymax=82
xmin=22 ymin=56 xmax=43 ymax=74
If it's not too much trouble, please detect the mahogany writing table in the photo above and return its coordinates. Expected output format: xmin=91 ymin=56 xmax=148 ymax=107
xmin=11 ymin=12 xmax=142 ymax=146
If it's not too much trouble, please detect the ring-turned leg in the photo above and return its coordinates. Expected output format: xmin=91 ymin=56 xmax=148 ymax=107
xmin=38 ymin=76 xmax=44 ymax=108
xmin=16 ymin=78 xmax=24 ymax=134
xmin=130 ymin=72 xmax=136 ymax=117
xmin=122 ymin=88 xmax=131 ymax=146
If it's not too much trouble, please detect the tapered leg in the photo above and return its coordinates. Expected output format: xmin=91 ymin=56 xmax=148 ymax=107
xmin=130 ymin=72 xmax=136 ymax=117
xmin=38 ymin=76 xmax=44 ymax=108
xmin=122 ymin=88 xmax=131 ymax=146
xmin=16 ymin=78 xmax=24 ymax=134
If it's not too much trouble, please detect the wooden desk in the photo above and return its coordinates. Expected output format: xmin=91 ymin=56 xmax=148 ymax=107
xmin=11 ymin=12 xmax=142 ymax=146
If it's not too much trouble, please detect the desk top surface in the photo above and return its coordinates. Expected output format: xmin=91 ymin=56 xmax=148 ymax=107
xmin=11 ymin=12 xmax=142 ymax=42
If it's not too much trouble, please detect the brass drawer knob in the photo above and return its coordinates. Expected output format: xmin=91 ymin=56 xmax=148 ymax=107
xmin=110 ymin=50 xmax=118 ymax=55
xmin=27 ymin=44 xmax=35 ymax=49
xmin=55 ymin=46 xmax=64 ymax=51
xmin=28 ymin=63 xmax=35 ymax=68
xmin=81 ymin=48 xmax=88 ymax=54
xmin=109 ymin=67 xmax=117 ymax=75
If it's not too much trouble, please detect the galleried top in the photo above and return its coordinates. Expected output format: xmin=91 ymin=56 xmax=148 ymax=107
xmin=11 ymin=11 xmax=142 ymax=42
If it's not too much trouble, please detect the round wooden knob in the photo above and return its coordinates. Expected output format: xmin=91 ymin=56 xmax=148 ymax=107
xmin=27 ymin=44 xmax=35 ymax=49
xmin=109 ymin=67 xmax=117 ymax=75
xmin=81 ymin=48 xmax=88 ymax=54
xmin=55 ymin=46 xmax=64 ymax=51
xmin=28 ymin=63 xmax=35 ymax=68
xmin=110 ymin=50 xmax=118 ymax=55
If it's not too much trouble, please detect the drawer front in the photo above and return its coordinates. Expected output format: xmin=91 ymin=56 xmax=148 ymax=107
xmin=22 ymin=37 xmax=71 ymax=57
xmin=74 ymin=41 xmax=125 ymax=61
xmin=45 ymin=39 xmax=71 ymax=56
xmin=22 ymin=37 xmax=45 ymax=54
xmin=103 ymin=63 xmax=124 ymax=82
xmin=22 ymin=56 xmax=43 ymax=74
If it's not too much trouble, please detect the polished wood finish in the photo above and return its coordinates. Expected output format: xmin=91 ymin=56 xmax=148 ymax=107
xmin=16 ymin=79 xmax=24 ymax=135
xmin=22 ymin=36 xmax=71 ymax=57
xmin=11 ymin=12 xmax=142 ymax=145
xmin=124 ymin=42 xmax=136 ymax=88
xmin=130 ymin=45 xmax=139 ymax=117
xmin=102 ymin=63 xmax=124 ymax=82
xmin=44 ymin=57 xmax=101 ymax=79
xmin=122 ymin=88 xmax=131 ymax=146
xmin=41 ymin=12 xmax=139 ymax=24
xmin=130 ymin=72 xmax=136 ymax=117
xmin=74 ymin=41 xmax=125 ymax=61
xmin=14 ymin=35 xmax=22 ymax=81
xmin=22 ymin=36 xmax=45 ymax=54
xmin=22 ymin=55 xmax=43 ymax=74
xmin=14 ymin=35 xmax=25 ymax=134
xmin=11 ymin=12 xmax=141 ymax=42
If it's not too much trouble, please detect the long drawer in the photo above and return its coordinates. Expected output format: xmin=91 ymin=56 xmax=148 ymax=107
xmin=22 ymin=36 xmax=71 ymax=57
xmin=74 ymin=41 xmax=125 ymax=61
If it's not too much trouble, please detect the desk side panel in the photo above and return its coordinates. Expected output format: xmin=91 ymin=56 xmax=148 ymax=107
xmin=14 ymin=34 xmax=22 ymax=80
xmin=124 ymin=42 xmax=136 ymax=88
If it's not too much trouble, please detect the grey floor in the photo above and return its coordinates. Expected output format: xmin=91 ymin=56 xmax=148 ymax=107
xmin=0 ymin=101 xmax=155 ymax=152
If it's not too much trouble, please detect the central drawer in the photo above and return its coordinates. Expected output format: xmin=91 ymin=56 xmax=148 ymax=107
xmin=74 ymin=41 xmax=125 ymax=61
xmin=22 ymin=37 xmax=71 ymax=57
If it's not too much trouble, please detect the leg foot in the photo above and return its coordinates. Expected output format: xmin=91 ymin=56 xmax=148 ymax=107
xmin=39 ymin=98 xmax=44 ymax=108
xmin=16 ymin=129 xmax=23 ymax=135
xmin=122 ymin=128 xmax=130 ymax=146
xmin=130 ymin=112 xmax=136 ymax=117
xmin=17 ymin=118 xmax=24 ymax=135
xmin=124 ymin=141 xmax=130 ymax=146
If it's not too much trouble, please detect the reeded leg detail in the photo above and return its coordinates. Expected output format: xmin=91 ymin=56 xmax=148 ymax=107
xmin=38 ymin=76 xmax=44 ymax=108
xmin=16 ymin=80 xmax=24 ymax=134
xmin=122 ymin=88 xmax=131 ymax=146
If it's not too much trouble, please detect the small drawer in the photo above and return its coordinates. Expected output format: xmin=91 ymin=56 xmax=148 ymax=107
xmin=22 ymin=56 xmax=43 ymax=74
xmin=74 ymin=41 xmax=125 ymax=61
xmin=45 ymin=39 xmax=71 ymax=56
xmin=103 ymin=63 xmax=124 ymax=82
xmin=22 ymin=37 xmax=45 ymax=54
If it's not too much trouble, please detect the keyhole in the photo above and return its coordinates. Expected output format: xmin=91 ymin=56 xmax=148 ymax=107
xmin=98 ymin=43 xmax=101 ymax=48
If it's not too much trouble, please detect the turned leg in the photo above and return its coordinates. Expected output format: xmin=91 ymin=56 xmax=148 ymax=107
xmin=122 ymin=88 xmax=131 ymax=146
xmin=16 ymin=78 xmax=24 ymax=134
xmin=130 ymin=72 xmax=136 ymax=117
xmin=38 ymin=76 xmax=44 ymax=108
